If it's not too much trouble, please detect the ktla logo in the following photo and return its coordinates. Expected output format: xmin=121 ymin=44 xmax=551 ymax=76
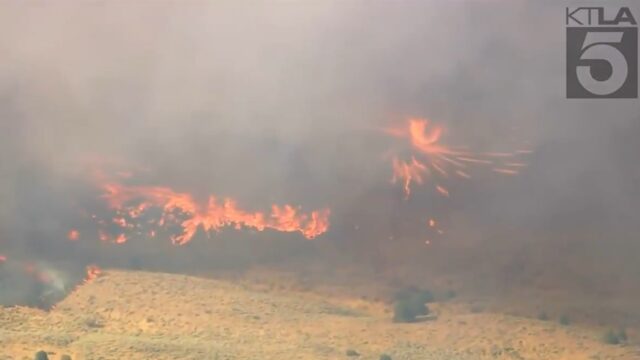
xmin=566 ymin=7 xmax=637 ymax=98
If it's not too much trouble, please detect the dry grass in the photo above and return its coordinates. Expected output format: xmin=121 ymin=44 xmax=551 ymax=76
xmin=0 ymin=270 xmax=638 ymax=359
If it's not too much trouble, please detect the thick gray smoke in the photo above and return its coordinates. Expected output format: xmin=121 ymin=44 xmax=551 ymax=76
xmin=1 ymin=1 xmax=639 ymax=317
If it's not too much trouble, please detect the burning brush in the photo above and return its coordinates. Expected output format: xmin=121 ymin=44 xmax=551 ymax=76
xmin=70 ymin=169 xmax=331 ymax=246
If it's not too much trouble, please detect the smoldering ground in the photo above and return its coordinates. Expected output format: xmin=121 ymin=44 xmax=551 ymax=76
xmin=0 ymin=1 xmax=639 ymax=322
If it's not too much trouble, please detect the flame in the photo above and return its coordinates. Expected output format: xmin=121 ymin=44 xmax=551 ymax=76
xmin=427 ymin=217 xmax=444 ymax=235
xmin=67 ymin=229 xmax=80 ymax=241
xmin=384 ymin=117 xmax=529 ymax=198
xmin=435 ymin=185 xmax=450 ymax=197
xmin=406 ymin=119 xmax=448 ymax=156
xmin=84 ymin=265 xmax=101 ymax=283
xmin=391 ymin=156 xmax=427 ymax=198
xmin=492 ymin=168 xmax=519 ymax=175
xmin=115 ymin=234 xmax=127 ymax=244
xmin=93 ymin=179 xmax=330 ymax=245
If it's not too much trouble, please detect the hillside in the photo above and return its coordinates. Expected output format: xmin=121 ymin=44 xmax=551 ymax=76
xmin=0 ymin=270 xmax=638 ymax=360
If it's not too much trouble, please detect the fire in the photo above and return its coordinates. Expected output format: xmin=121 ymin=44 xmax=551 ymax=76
xmin=427 ymin=217 xmax=444 ymax=235
xmin=383 ymin=117 xmax=529 ymax=198
xmin=67 ymin=229 xmax=80 ymax=241
xmin=84 ymin=265 xmax=101 ymax=283
xmin=435 ymin=185 xmax=450 ymax=197
xmin=391 ymin=156 xmax=426 ymax=198
xmin=381 ymin=117 xmax=530 ymax=245
xmin=115 ymin=234 xmax=127 ymax=244
xmin=92 ymin=179 xmax=330 ymax=245
xmin=492 ymin=168 xmax=519 ymax=175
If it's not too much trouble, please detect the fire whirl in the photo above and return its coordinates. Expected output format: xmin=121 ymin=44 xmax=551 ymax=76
xmin=382 ymin=117 xmax=531 ymax=245
xmin=383 ymin=118 xmax=530 ymax=199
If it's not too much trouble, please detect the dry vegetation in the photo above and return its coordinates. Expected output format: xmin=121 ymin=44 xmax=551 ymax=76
xmin=1 ymin=270 xmax=639 ymax=360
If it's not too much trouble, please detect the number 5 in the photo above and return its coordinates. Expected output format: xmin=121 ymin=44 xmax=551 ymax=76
xmin=576 ymin=32 xmax=628 ymax=96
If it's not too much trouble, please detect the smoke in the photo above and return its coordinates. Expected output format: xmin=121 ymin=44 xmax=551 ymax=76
xmin=1 ymin=1 xmax=639 ymax=317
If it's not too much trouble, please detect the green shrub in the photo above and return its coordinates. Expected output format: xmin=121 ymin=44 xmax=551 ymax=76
xmin=537 ymin=312 xmax=549 ymax=321
xmin=345 ymin=349 xmax=360 ymax=356
xmin=603 ymin=330 xmax=621 ymax=345
xmin=34 ymin=351 xmax=49 ymax=360
xmin=379 ymin=354 xmax=392 ymax=360
xmin=393 ymin=296 xmax=429 ymax=323
xmin=559 ymin=315 xmax=570 ymax=326
xmin=603 ymin=329 xmax=627 ymax=345
xmin=618 ymin=329 xmax=628 ymax=342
